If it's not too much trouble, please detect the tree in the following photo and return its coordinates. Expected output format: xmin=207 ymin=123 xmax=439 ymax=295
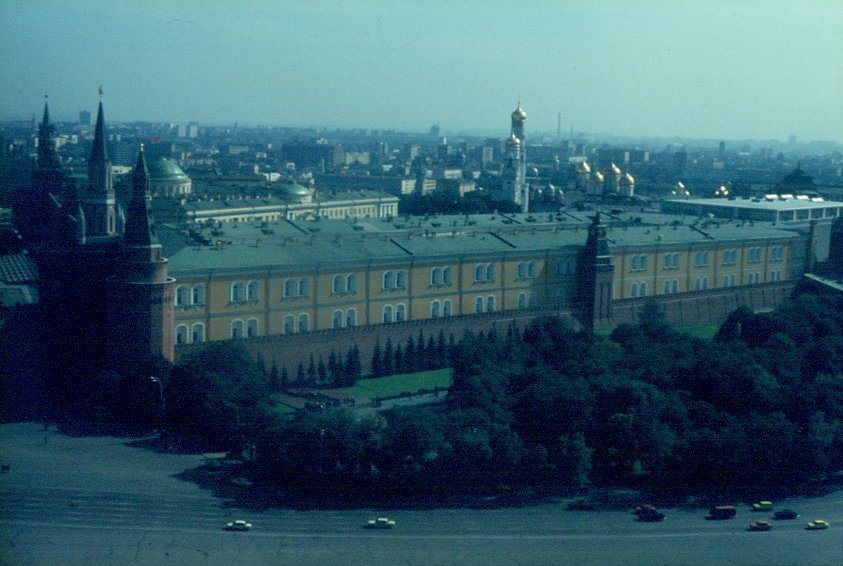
xmin=317 ymin=356 xmax=328 ymax=385
xmin=164 ymin=342 xmax=269 ymax=448
xmin=268 ymin=361 xmax=281 ymax=393
xmin=394 ymin=344 xmax=405 ymax=375
xmin=307 ymin=355 xmax=317 ymax=385
xmin=404 ymin=335 xmax=417 ymax=373
xmin=371 ymin=340 xmax=383 ymax=377
xmin=296 ymin=362 xmax=306 ymax=386
xmin=345 ymin=345 xmax=361 ymax=386
xmin=382 ymin=338 xmax=394 ymax=376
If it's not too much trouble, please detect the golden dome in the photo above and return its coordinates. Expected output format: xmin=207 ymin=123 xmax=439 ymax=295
xmin=620 ymin=173 xmax=635 ymax=185
xmin=675 ymin=181 xmax=685 ymax=190
xmin=511 ymin=103 xmax=527 ymax=121
xmin=505 ymin=133 xmax=521 ymax=146
xmin=578 ymin=161 xmax=591 ymax=174
xmin=589 ymin=171 xmax=604 ymax=183
xmin=604 ymin=162 xmax=621 ymax=175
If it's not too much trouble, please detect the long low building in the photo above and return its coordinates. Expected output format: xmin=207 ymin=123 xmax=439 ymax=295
xmin=160 ymin=209 xmax=813 ymax=345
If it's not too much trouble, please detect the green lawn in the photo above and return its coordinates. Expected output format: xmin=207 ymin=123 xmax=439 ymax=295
xmin=339 ymin=368 xmax=454 ymax=401
xmin=679 ymin=325 xmax=719 ymax=340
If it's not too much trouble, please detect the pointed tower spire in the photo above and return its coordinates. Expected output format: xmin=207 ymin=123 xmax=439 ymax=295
xmin=83 ymin=88 xmax=116 ymax=238
xmin=37 ymin=94 xmax=59 ymax=170
xmin=90 ymin=90 xmax=108 ymax=164
xmin=123 ymin=144 xmax=159 ymax=249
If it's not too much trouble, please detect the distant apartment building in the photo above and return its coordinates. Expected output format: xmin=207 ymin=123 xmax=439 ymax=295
xmin=281 ymin=141 xmax=344 ymax=170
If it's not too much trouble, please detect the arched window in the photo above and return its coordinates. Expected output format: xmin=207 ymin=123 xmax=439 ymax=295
xmin=475 ymin=264 xmax=485 ymax=282
xmin=298 ymin=313 xmax=309 ymax=333
xmin=443 ymin=299 xmax=452 ymax=316
xmin=346 ymin=274 xmax=357 ymax=293
xmin=175 ymin=285 xmax=188 ymax=307
xmin=247 ymin=318 xmax=259 ymax=337
xmin=298 ymin=278 xmax=309 ymax=297
xmin=346 ymin=309 xmax=357 ymax=327
xmin=663 ymin=280 xmax=672 ymax=294
xmin=383 ymin=305 xmax=393 ymax=323
xmin=639 ymin=282 xmax=647 ymax=296
xmin=332 ymin=310 xmax=343 ymax=328
xmin=527 ymin=261 xmax=536 ymax=278
xmin=486 ymin=264 xmax=495 ymax=282
xmin=283 ymin=278 xmax=296 ymax=297
xmin=529 ymin=293 xmax=538 ymax=307
xmin=475 ymin=296 xmax=484 ymax=313
xmin=431 ymin=267 xmax=442 ymax=286
xmin=283 ymin=315 xmax=295 ymax=334
xmin=516 ymin=261 xmax=526 ymax=279
xmin=396 ymin=270 xmax=407 ymax=289
xmin=191 ymin=323 xmax=205 ymax=343
xmin=486 ymin=295 xmax=495 ymax=312
xmin=443 ymin=266 xmax=452 ymax=285
xmin=332 ymin=275 xmax=344 ymax=294
xmin=231 ymin=319 xmax=244 ymax=338
xmin=246 ymin=281 xmax=259 ymax=301
xmin=231 ymin=282 xmax=245 ymax=303
xmin=191 ymin=284 xmax=205 ymax=305
xmin=517 ymin=292 xmax=527 ymax=309
xmin=431 ymin=300 xmax=441 ymax=318
xmin=383 ymin=271 xmax=395 ymax=290
xmin=175 ymin=324 xmax=189 ymax=344
xmin=395 ymin=303 xmax=406 ymax=322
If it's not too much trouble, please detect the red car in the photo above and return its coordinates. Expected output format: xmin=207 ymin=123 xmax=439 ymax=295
xmin=748 ymin=520 xmax=771 ymax=531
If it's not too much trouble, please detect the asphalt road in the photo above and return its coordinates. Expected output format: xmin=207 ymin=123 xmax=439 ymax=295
xmin=1 ymin=423 xmax=841 ymax=565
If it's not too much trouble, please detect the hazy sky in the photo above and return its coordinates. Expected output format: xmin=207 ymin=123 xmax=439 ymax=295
xmin=2 ymin=0 xmax=842 ymax=142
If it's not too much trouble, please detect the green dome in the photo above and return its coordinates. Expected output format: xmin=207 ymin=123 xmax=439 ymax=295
xmin=278 ymin=180 xmax=311 ymax=196
xmin=146 ymin=158 xmax=190 ymax=182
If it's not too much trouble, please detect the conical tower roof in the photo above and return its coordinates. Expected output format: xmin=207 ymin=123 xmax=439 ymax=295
xmin=123 ymin=145 xmax=159 ymax=249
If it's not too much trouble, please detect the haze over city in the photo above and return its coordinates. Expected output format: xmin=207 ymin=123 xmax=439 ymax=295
xmin=2 ymin=1 xmax=841 ymax=142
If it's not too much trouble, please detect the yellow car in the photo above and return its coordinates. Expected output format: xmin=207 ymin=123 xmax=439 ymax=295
xmin=806 ymin=519 xmax=830 ymax=530
xmin=752 ymin=501 xmax=773 ymax=511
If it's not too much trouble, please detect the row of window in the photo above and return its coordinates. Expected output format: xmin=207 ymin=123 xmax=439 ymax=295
xmin=474 ymin=263 xmax=496 ymax=283
xmin=175 ymin=284 xmax=206 ymax=307
xmin=230 ymin=281 xmax=259 ymax=303
xmin=175 ymin=323 xmax=206 ymax=344
xmin=516 ymin=261 xmax=537 ymax=279
xmin=630 ymin=246 xmax=784 ymax=273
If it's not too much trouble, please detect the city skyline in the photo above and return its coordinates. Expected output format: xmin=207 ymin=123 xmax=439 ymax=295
xmin=1 ymin=1 xmax=842 ymax=143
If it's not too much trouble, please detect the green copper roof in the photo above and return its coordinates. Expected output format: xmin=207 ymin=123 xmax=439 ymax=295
xmin=147 ymin=158 xmax=190 ymax=182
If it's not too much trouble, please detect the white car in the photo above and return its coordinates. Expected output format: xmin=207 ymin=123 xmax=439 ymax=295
xmin=225 ymin=519 xmax=252 ymax=531
xmin=365 ymin=517 xmax=396 ymax=529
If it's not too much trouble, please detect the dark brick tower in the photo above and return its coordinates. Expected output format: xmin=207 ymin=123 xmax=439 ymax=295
xmin=577 ymin=212 xmax=615 ymax=329
xmin=107 ymin=145 xmax=175 ymax=371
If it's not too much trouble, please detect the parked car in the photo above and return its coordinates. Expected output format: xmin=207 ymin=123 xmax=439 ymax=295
xmin=633 ymin=505 xmax=658 ymax=517
xmin=224 ymin=520 xmax=252 ymax=531
xmin=752 ymin=501 xmax=773 ymax=512
xmin=365 ymin=517 xmax=396 ymax=529
xmin=638 ymin=510 xmax=666 ymax=522
xmin=707 ymin=505 xmax=737 ymax=520
xmin=748 ymin=520 xmax=772 ymax=531
xmin=806 ymin=519 xmax=830 ymax=530
xmin=773 ymin=509 xmax=799 ymax=520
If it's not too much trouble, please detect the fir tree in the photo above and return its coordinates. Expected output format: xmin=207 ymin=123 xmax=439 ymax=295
xmin=306 ymin=355 xmax=317 ymax=385
xmin=328 ymin=350 xmax=339 ymax=382
xmin=268 ymin=361 xmax=281 ymax=393
xmin=383 ymin=338 xmax=394 ymax=376
xmin=280 ymin=366 xmax=290 ymax=390
xmin=295 ymin=362 xmax=305 ymax=385
xmin=429 ymin=334 xmax=439 ymax=369
xmin=345 ymin=345 xmax=361 ymax=386
xmin=394 ymin=343 xmax=405 ymax=375
xmin=317 ymin=356 xmax=328 ymax=385
xmin=371 ymin=340 xmax=383 ymax=377
xmin=405 ymin=335 xmax=416 ymax=373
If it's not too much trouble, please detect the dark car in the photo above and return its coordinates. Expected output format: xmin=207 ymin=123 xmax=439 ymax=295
xmin=748 ymin=520 xmax=772 ymax=531
xmin=638 ymin=510 xmax=666 ymax=522
xmin=773 ymin=509 xmax=799 ymax=520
